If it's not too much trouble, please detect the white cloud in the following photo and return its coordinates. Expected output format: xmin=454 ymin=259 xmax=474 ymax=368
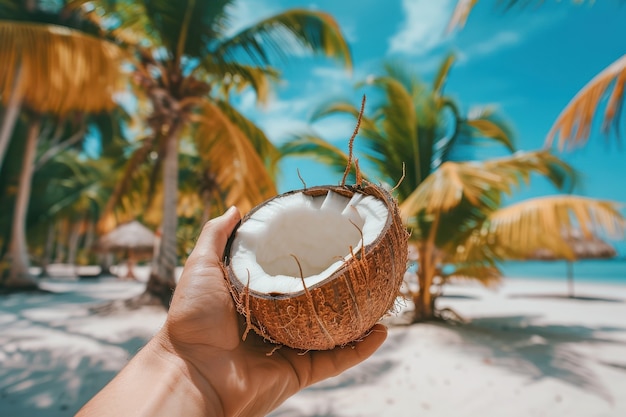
xmin=388 ymin=0 xmax=455 ymax=56
xmin=311 ymin=66 xmax=353 ymax=83
xmin=466 ymin=30 xmax=521 ymax=57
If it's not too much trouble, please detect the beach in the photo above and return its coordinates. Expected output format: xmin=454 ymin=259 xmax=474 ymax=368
xmin=1 ymin=268 xmax=625 ymax=417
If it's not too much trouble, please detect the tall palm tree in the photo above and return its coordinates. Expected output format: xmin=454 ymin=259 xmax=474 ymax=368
xmin=78 ymin=0 xmax=353 ymax=306
xmin=280 ymin=55 xmax=515 ymax=201
xmin=0 ymin=0 xmax=128 ymax=288
xmin=279 ymin=57 xmax=517 ymax=321
xmin=447 ymin=0 xmax=626 ymax=149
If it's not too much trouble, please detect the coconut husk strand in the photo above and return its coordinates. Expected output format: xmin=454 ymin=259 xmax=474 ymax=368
xmin=223 ymin=183 xmax=409 ymax=350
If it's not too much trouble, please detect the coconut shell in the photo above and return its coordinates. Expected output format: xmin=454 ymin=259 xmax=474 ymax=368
xmin=223 ymin=183 xmax=409 ymax=350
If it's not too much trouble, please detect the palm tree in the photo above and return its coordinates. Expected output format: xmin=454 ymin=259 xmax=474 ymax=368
xmin=278 ymin=57 xmax=519 ymax=321
xmin=399 ymin=151 xmax=625 ymax=321
xmin=447 ymin=0 xmax=626 ymax=149
xmin=0 ymin=111 xmax=129 ymax=280
xmin=77 ymin=0 xmax=353 ymax=306
xmin=0 ymin=0 xmax=128 ymax=288
xmin=277 ymin=56 xmax=625 ymax=321
xmin=280 ymin=55 xmax=515 ymax=200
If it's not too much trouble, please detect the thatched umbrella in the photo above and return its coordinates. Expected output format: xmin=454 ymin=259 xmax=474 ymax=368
xmin=530 ymin=229 xmax=616 ymax=297
xmin=97 ymin=221 xmax=157 ymax=279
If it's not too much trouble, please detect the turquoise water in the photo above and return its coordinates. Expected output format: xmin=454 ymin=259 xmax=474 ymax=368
xmin=500 ymin=259 xmax=626 ymax=284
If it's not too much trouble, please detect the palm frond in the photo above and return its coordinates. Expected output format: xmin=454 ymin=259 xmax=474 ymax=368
xmin=546 ymin=54 xmax=626 ymax=149
xmin=446 ymin=0 xmax=593 ymax=33
xmin=446 ymin=0 xmax=479 ymax=33
xmin=464 ymin=195 xmax=625 ymax=261
xmin=310 ymin=99 xmax=362 ymax=122
xmin=217 ymin=100 xmax=281 ymax=177
xmin=70 ymin=0 xmax=158 ymax=48
xmin=0 ymin=21 xmax=127 ymax=115
xmin=200 ymin=62 xmax=280 ymax=104
xmin=214 ymin=9 xmax=352 ymax=71
xmin=367 ymin=75 xmax=420 ymax=186
xmin=400 ymin=150 xmax=575 ymax=218
xmin=194 ymin=101 xmax=277 ymax=214
xmin=465 ymin=107 xmax=516 ymax=152
xmin=432 ymin=53 xmax=455 ymax=96
xmin=145 ymin=0 xmax=232 ymax=60
xmin=279 ymin=132 xmax=352 ymax=178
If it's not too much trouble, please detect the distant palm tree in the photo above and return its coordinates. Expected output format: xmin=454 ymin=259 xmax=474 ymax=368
xmin=447 ymin=0 xmax=626 ymax=149
xmin=280 ymin=55 xmax=515 ymax=201
xmin=279 ymin=56 xmax=523 ymax=320
xmin=0 ymin=0 xmax=127 ymax=288
xmin=0 ymin=111 xmax=129 ymax=279
xmin=278 ymin=55 xmax=625 ymax=321
xmin=400 ymin=150 xmax=625 ymax=321
xmin=79 ymin=0 xmax=353 ymax=306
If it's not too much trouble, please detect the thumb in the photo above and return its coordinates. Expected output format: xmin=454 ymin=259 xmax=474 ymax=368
xmin=185 ymin=206 xmax=241 ymax=270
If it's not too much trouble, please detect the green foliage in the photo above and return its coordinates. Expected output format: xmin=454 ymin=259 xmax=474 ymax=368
xmin=281 ymin=55 xmax=517 ymax=202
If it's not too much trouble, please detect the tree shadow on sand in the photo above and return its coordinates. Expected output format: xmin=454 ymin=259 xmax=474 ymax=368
xmin=0 ymin=283 xmax=160 ymax=416
xmin=305 ymin=330 xmax=406 ymax=392
xmin=441 ymin=314 xmax=626 ymax=403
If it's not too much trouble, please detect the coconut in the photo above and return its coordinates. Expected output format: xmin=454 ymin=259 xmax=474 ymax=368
xmin=223 ymin=182 xmax=409 ymax=350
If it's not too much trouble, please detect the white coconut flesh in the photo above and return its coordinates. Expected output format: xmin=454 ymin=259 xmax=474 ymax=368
xmin=229 ymin=190 xmax=389 ymax=295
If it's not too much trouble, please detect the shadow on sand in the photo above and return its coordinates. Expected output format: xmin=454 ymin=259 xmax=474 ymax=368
xmin=0 ymin=279 xmax=160 ymax=417
xmin=441 ymin=314 xmax=626 ymax=403
xmin=304 ymin=331 xmax=406 ymax=392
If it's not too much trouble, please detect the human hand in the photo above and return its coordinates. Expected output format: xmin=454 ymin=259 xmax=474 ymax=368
xmin=76 ymin=207 xmax=387 ymax=417
xmin=157 ymin=206 xmax=388 ymax=416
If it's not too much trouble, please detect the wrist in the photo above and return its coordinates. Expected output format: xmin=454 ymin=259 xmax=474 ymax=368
xmin=146 ymin=332 xmax=224 ymax=417
xmin=76 ymin=333 xmax=223 ymax=417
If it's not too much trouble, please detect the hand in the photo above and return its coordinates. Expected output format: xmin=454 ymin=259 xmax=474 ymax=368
xmin=77 ymin=207 xmax=387 ymax=417
xmin=159 ymin=206 xmax=388 ymax=416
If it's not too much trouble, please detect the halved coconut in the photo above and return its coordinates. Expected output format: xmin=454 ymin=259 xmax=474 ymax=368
xmin=224 ymin=183 xmax=409 ymax=350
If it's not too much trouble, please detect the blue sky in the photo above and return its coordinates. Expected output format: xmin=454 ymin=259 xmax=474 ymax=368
xmin=229 ymin=0 xmax=626 ymax=208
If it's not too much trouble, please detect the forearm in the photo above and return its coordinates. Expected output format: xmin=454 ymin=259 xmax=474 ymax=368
xmin=76 ymin=336 xmax=221 ymax=417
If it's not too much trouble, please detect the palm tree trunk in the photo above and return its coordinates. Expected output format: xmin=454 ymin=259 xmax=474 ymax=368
xmin=38 ymin=223 xmax=56 ymax=278
xmin=6 ymin=115 xmax=41 ymax=289
xmin=146 ymin=120 xmax=183 ymax=307
xmin=414 ymin=247 xmax=434 ymax=321
xmin=67 ymin=221 xmax=81 ymax=277
xmin=0 ymin=60 xmax=25 ymax=172
xmin=412 ymin=214 xmax=440 ymax=322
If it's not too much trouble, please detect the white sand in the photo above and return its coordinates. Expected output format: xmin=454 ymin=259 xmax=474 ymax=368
xmin=1 ymin=271 xmax=625 ymax=417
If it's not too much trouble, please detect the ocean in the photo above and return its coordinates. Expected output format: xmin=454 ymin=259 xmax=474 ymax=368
xmin=500 ymin=259 xmax=626 ymax=284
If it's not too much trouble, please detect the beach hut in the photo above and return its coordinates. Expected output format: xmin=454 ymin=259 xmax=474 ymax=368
xmin=530 ymin=229 xmax=616 ymax=297
xmin=97 ymin=221 xmax=157 ymax=279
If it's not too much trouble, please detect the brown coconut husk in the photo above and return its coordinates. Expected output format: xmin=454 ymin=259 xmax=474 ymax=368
xmin=223 ymin=95 xmax=409 ymax=350
xmin=224 ymin=183 xmax=408 ymax=350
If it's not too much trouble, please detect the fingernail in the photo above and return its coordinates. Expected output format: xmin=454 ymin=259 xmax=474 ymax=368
xmin=225 ymin=206 xmax=238 ymax=216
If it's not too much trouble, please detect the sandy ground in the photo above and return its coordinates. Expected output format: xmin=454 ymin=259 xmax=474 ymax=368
xmin=1 ymin=266 xmax=625 ymax=417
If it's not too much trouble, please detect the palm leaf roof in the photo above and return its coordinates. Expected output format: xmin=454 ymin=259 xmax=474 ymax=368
xmin=460 ymin=195 xmax=625 ymax=262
